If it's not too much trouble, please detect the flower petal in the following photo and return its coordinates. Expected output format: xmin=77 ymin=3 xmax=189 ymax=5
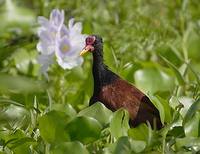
xmin=55 ymin=36 xmax=71 ymax=58
xmin=37 ymin=54 xmax=54 ymax=78
xmin=50 ymin=9 xmax=64 ymax=28
xmin=38 ymin=16 xmax=51 ymax=28
xmin=37 ymin=41 xmax=55 ymax=55
xmin=38 ymin=29 xmax=54 ymax=43
xmin=57 ymin=56 xmax=83 ymax=69
xmin=68 ymin=18 xmax=75 ymax=29
xmin=60 ymin=25 xmax=68 ymax=38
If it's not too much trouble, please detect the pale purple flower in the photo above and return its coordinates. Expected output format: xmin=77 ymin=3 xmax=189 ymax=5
xmin=37 ymin=9 xmax=64 ymax=55
xmin=36 ymin=9 xmax=86 ymax=76
xmin=55 ymin=18 xmax=86 ymax=69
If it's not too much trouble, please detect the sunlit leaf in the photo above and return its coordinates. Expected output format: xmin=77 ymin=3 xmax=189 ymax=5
xmin=110 ymin=109 xmax=130 ymax=139
xmin=113 ymin=136 xmax=131 ymax=154
xmin=51 ymin=103 xmax=77 ymax=118
xmin=183 ymin=98 xmax=200 ymax=124
xmin=184 ymin=112 xmax=200 ymax=137
xmin=128 ymin=124 xmax=149 ymax=141
xmin=130 ymin=139 xmax=146 ymax=153
xmin=134 ymin=66 xmax=174 ymax=94
xmin=78 ymin=102 xmax=113 ymax=126
xmin=175 ymin=137 xmax=200 ymax=152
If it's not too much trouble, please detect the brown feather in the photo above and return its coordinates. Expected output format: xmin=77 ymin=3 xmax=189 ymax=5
xmin=98 ymin=79 xmax=162 ymax=129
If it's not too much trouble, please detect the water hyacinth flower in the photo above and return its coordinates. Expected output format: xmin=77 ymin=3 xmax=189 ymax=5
xmin=55 ymin=18 xmax=86 ymax=69
xmin=36 ymin=9 xmax=86 ymax=75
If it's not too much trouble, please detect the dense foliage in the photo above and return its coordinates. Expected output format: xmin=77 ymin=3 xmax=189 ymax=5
xmin=0 ymin=0 xmax=200 ymax=153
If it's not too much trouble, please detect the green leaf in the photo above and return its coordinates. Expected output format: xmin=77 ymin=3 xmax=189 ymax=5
xmin=175 ymin=137 xmax=200 ymax=152
xmin=0 ymin=73 xmax=46 ymax=93
xmin=148 ymin=95 xmax=165 ymax=124
xmin=156 ymin=44 xmax=182 ymax=66
xmin=65 ymin=116 xmax=102 ymax=144
xmin=184 ymin=112 xmax=200 ymax=137
xmin=78 ymin=102 xmax=113 ymax=126
xmin=51 ymin=103 xmax=77 ymax=118
xmin=38 ymin=111 xmax=71 ymax=143
xmin=134 ymin=66 xmax=174 ymax=94
xmin=128 ymin=124 xmax=149 ymax=141
xmin=183 ymin=98 xmax=200 ymax=124
xmin=113 ymin=136 xmax=131 ymax=154
xmin=110 ymin=109 xmax=130 ymax=139
xmin=128 ymin=123 xmax=160 ymax=149
xmin=130 ymin=139 xmax=146 ymax=153
xmin=50 ymin=141 xmax=89 ymax=154
xmin=159 ymin=55 xmax=185 ymax=85
xmin=157 ymin=96 xmax=172 ymax=123
xmin=0 ymin=104 xmax=30 ymax=129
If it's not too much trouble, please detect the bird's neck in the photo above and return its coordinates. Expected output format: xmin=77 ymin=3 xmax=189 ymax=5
xmin=92 ymin=51 xmax=105 ymax=91
xmin=92 ymin=50 xmax=118 ymax=94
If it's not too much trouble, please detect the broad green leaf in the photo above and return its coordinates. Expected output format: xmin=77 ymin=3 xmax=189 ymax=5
xmin=175 ymin=137 xmax=200 ymax=152
xmin=78 ymin=102 xmax=113 ymax=126
xmin=38 ymin=111 xmax=70 ymax=143
xmin=184 ymin=112 xmax=200 ymax=137
xmin=10 ymin=137 xmax=36 ymax=154
xmin=0 ymin=129 xmax=35 ymax=154
xmin=51 ymin=103 xmax=77 ymax=118
xmin=50 ymin=141 xmax=89 ymax=154
xmin=148 ymin=95 xmax=165 ymax=124
xmin=113 ymin=136 xmax=131 ymax=154
xmin=134 ymin=66 xmax=174 ymax=94
xmin=157 ymin=96 xmax=172 ymax=123
xmin=128 ymin=123 xmax=160 ymax=149
xmin=110 ymin=109 xmax=130 ymax=139
xmin=128 ymin=124 xmax=149 ymax=141
xmin=187 ymin=28 xmax=200 ymax=62
xmin=183 ymin=98 xmax=200 ymax=124
xmin=0 ymin=74 xmax=46 ymax=93
xmin=65 ymin=116 xmax=102 ymax=144
xmin=159 ymin=55 xmax=185 ymax=85
xmin=0 ymin=104 xmax=30 ymax=129
xmin=12 ymin=49 xmax=38 ymax=75
xmin=130 ymin=139 xmax=146 ymax=153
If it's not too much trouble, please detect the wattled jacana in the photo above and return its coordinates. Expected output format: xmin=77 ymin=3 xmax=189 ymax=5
xmin=80 ymin=35 xmax=163 ymax=129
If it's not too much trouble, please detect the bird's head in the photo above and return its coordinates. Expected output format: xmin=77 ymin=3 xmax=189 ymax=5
xmin=80 ymin=35 xmax=103 ymax=56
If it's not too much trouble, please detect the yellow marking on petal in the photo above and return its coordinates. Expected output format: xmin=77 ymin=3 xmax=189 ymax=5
xmin=61 ymin=44 xmax=70 ymax=53
xmin=51 ymin=32 xmax=56 ymax=38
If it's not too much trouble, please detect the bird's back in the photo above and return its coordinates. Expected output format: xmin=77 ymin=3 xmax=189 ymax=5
xmin=96 ymin=78 xmax=162 ymax=129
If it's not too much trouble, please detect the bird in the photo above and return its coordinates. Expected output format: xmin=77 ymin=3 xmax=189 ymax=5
xmin=80 ymin=35 xmax=163 ymax=129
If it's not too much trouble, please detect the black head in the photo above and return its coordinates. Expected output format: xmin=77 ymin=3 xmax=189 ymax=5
xmin=80 ymin=35 xmax=103 ymax=56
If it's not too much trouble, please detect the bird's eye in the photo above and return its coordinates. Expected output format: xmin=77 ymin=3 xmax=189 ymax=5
xmin=86 ymin=36 xmax=95 ymax=45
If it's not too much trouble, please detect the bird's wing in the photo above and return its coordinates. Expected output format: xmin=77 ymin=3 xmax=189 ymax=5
xmin=99 ymin=78 xmax=162 ymax=128
xmin=99 ymin=79 xmax=144 ymax=120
